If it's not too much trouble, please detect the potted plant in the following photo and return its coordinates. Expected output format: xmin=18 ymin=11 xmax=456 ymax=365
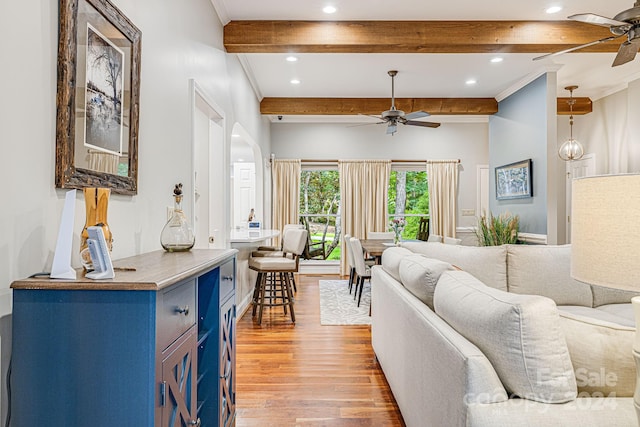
xmin=475 ymin=211 xmax=520 ymax=246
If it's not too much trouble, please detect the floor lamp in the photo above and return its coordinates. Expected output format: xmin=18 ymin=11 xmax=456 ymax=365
xmin=570 ymin=174 xmax=640 ymax=419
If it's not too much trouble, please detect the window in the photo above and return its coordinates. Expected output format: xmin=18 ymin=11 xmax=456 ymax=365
xmin=388 ymin=169 xmax=429 ymax=239
xmin=299 ymin=169 xmax=341 ymax=261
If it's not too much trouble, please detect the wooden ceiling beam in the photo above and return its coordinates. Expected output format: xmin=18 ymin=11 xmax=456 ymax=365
xmin=261 ymin=98 xmax=498 ymax=115
xmin=261 ymin=97 xmax=593 ymax=116
xmin=225 ymin=20 xmax=617 ymax=54
xmin=557 ymin=97 xmax=592 ymax=115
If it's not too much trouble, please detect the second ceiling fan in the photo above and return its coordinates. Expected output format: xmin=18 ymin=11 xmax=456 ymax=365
xmin=363 ymin=70 xmax=440 ymax=135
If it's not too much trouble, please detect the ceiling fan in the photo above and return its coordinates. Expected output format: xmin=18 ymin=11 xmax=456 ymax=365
xmin=363 ymin=70 xmax=440 ymax=135
xmin=535 ymin=1 xmax=640 ymax=67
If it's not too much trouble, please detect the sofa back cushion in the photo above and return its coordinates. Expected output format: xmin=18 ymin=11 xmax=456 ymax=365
xmin=398 ymin=255 xmax=454 ymax=309
xmin=380 ymin=246 xmax=414 ymax=282
xmin=506 ymin=244 xmax=593 ymax=307
xmin=434 ymin=271 xmax=577 ymax=403
xmin=591 ymin=286 xmax=640 ymax=307
xmin=401 ymin=242 xmax=508 ymax=291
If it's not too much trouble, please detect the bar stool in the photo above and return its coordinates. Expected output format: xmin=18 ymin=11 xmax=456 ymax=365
xmin=248 ymin=228 xmax=307 ymax=324
xmin=252 ymin=223 xmax=304 ymax=292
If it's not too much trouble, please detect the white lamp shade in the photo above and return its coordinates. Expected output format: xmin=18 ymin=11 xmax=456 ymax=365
xmin=571 ymin=174 xmax=640 ymax=291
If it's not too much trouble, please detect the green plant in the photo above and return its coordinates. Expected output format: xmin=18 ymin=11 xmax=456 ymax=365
xmin=476 ymin=211 xmax=520 ymax=246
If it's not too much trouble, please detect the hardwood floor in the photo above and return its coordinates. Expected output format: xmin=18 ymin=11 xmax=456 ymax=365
xmin=235 ymin=273 xmax=406 ymax=426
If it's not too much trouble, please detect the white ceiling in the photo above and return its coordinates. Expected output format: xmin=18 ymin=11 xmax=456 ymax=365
xmin=214 ymin=0 xmax=640 ymax=119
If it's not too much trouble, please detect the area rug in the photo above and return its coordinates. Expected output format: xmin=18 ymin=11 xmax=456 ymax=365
xmin=319 ymin=280 xmax=371 ymax=325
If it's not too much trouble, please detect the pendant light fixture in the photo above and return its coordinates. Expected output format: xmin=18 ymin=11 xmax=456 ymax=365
xmin=558 ymin=85 xmax=585 ymax=161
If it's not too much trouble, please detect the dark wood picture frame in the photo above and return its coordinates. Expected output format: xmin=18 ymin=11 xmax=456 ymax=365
xmin=495 ymin=159 xmax=533 ymax=200
xmin=55 ymin=0 xmax=141 ymax=195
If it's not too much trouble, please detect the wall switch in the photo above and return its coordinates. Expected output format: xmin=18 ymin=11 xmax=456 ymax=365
xmin=462 ymin=209 xmax=476 ymax=216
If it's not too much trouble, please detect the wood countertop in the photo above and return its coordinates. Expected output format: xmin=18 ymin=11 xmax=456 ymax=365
xmin=11 ymin=249 xmax=237 ymax=291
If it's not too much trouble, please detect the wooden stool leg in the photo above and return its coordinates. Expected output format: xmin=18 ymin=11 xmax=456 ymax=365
xmin=252 ymin=272 xmax=262 ymax=317
xmin=257 ymin=271 xmax=268 ymax=324
xmin=290 ymin=272 xmax=297 ymax=292
xmin=279 ymin=272 xmax=288 ymax=315
xmin=284 ymin=272 xmax=295 ymax=323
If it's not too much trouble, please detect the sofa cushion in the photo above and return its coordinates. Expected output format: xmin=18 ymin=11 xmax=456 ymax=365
xmin=434 ymin=271 xmax=577 ymax=403
xmin=398 ymin=255 xmax=454 ymax=309
xmin=401 ymin=242 xmax=508 ymax=291
xmin=506 ymin=244 xmax=593 ymax=307
xmin=557 ymin=306 xmax=635 ymax=397
xmin=596 ymin=303 xmax=635 ymax=327
xmin=443 ymin=236 xmax=462 ymax=245
xmin=380 ymin=246 xmax=414 ymax=282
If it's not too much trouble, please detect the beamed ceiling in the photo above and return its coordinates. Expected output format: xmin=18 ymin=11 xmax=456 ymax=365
xmin=223 ymin=20 xmax=607 ymax=116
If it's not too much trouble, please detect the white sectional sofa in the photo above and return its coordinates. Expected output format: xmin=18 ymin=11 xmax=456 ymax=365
xmin=371 ymin=242 xmax=638 ymax=427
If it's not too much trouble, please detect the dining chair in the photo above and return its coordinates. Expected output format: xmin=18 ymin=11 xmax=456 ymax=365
xmin=367 ymin=231 xmax=395 ymax=240
xmin=350 ymin=237 xmax=372 ymax=308
xmin=344 ymin=234 xmax=356 ymax=294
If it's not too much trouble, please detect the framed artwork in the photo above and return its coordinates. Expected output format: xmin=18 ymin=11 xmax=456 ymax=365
xmin=495 ymin=159 xmax=533 ymax=200
xmin=55 ymin=0 xmax=141 ymax=195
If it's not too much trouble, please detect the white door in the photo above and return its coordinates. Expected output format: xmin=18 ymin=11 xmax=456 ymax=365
xmin=233 ymin=162 xmax=256 ymax=228
xmin=192 ymin=83 xmax=225 ymax=249
xmin=477 ymin=165 xmax=489 ymax=218
xmin=566 ymin=154 xmax=596 ymax=242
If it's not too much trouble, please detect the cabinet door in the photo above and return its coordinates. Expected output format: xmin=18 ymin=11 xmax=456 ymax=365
xmin=161 ymin=325 xmax=200 ymax=427
xmin=219 ymin=296 xmax=236 ymax=427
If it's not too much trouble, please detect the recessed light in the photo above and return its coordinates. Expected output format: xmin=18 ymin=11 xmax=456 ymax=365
xmin=490 ymin=57 xmax=503 ymax=63
xmin=323 ymin=5 xmax=336 ymax=14
xmin=286 ymin=56 xmax=298 ymax=62
xmin=290 ymin=79 xmax=301 ymax=85
xmin=232 ymin=134 xmax=240 ymax=137
xmin=545 ymin=6 xmax=562 ymax=14
xmin=465 ymin=79 xmax=477 ymax=85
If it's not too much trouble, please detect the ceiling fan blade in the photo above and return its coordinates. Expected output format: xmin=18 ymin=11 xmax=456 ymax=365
xmin=405 ymin=110 xmax=430 ymax=120
xmin=533 ymin=35 xmax=621 ymax=61
xmin=612 ymin=39 xmax=640 ymax=66
xmin=569 ymin=13 xmax=631 ymax=28
xmin=386 ymin=123 xmax=397 ymax=135
xmin=405 ymin=120 xmax=441 ymax=128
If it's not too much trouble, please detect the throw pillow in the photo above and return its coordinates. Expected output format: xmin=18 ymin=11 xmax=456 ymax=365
xmin=380 ymin=247 xmax=414 ymax=282
xmin=434 ymin=270 xmax=577 ymax=403
xmin=398 ymin=255 xmax=454 ymax=309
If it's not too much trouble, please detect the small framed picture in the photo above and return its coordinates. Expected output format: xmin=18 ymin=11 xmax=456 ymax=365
xmin=495 ymin=159 xmax=533 ymax=200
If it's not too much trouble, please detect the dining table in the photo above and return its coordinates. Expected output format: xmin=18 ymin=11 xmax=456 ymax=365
xmin=359 ymin=239 xmax=396 ymax=264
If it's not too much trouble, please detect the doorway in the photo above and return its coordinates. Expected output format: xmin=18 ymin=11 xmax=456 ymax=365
xmin=565 ymin=153 xmax=596 ymax=242
xmin=191 ymin=80 xmax=225 ymax=249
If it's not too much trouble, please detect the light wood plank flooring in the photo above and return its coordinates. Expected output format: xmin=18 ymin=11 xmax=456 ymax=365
xmin=235 ymin=273 xmax=406 ymax=426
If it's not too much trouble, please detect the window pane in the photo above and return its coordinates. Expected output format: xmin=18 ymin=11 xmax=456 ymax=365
xmin=388 ymin=170 xmax=429 ymax=239
xmin=300 ymin=170 xmax=341 ymax=260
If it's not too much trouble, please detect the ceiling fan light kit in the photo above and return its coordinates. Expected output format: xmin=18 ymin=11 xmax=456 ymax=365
xmin=536 ymin=1 xmax=640 ymax=67
xmin=558 ymin=85 xmax=585 ymax=162
xmin=364 ymin=70 xmax=440 ymax=135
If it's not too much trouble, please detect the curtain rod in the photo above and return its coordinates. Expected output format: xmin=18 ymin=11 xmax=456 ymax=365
xmin=279 ymin=159 xmax=460 ymax=164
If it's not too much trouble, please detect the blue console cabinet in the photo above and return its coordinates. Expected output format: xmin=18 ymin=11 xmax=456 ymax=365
xmin=10 ymin=249 xmax=236 ymax=427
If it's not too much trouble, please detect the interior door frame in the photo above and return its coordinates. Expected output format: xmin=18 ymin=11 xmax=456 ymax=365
xmin=190 ymin=79 xmax=226 ymax=248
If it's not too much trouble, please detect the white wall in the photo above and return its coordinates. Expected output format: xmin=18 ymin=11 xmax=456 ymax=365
xmin=0 ymin=0 xmax=268 ymax=423
xmin=270 ymin=120 xmax=489 ymax=228
xmin=558 ymin=77 xmax=640 ymax=175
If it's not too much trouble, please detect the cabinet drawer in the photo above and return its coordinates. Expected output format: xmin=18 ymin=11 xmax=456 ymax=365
xmin=158 ymin=279 xmax=196 ymax=350
xmin=220 ymin=259 xmax=235 ymax=303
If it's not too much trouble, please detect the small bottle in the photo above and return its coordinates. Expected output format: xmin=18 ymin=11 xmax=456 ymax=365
xmin=160 ymin=183 xmax=195 ymax=252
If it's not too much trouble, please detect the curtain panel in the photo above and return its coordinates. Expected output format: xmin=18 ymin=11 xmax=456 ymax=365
xmin=339 ymin=160 xmax=391 ymax=275
xmin=426 ymin=160 xmax=459 ymax=239
xmin=272 ymin=159 xmax=301 ymax=247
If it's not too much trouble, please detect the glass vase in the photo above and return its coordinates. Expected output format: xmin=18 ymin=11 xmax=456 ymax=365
xmin=161 ymin=184 xmax=195 ymax=252
xmin=80 ymin=188 xmax=113 ymax=270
